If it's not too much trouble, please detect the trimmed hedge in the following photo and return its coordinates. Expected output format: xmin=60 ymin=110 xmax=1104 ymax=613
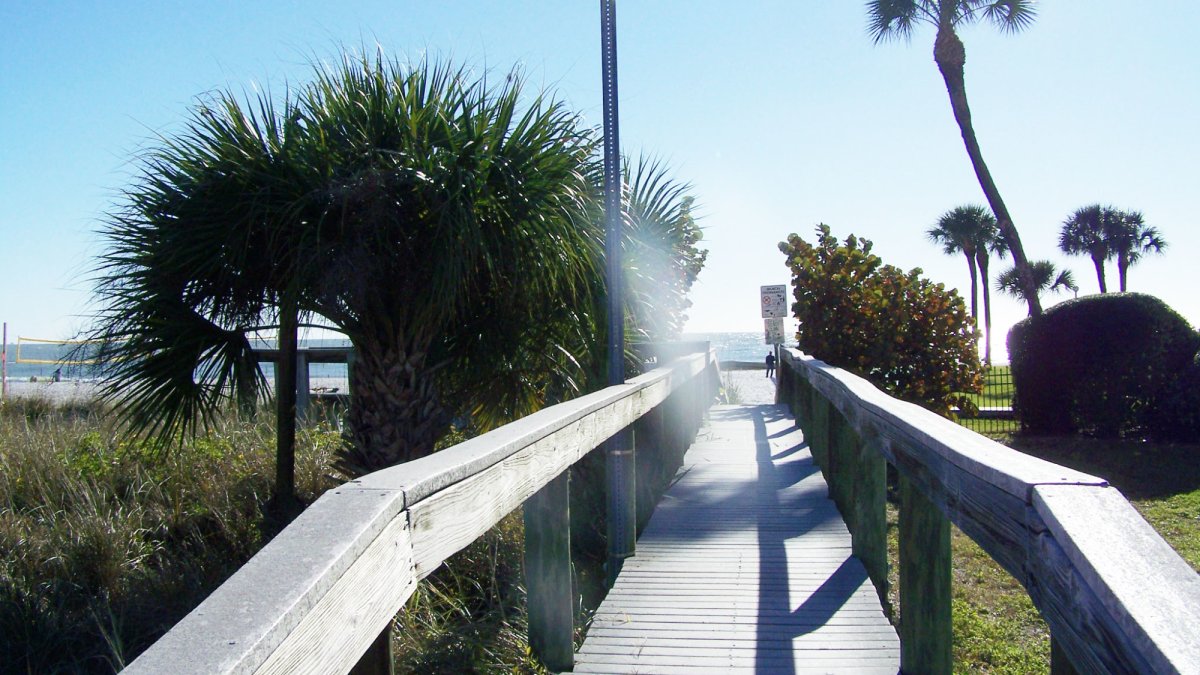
xmin=1008 ymin=293 xmax=1200 ymax=439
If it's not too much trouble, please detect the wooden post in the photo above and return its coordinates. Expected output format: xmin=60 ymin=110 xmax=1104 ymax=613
xmin=899 ymin=473 xmax=952 ymax=675
xmin=829 ymin=411 xmax=858 ymax=531
xmin=606 ymin=425 xmax=636 ymax=587
xmin=349 ymin=628 xmax=394 ymax=675
xmin=525 ymin=469 xmax=574 ymax=672
xmin=634 ymin=404 xmax=665 ymax=533
xmin=855 ymin=435 xmax=890 ymax=612
xmin=810 ymin=391 xmax=829 ymax=470
xmin=1050 ymin=636 xmax=1080 ymax=675
xmin=295 ymin=350 xmax=310 ymax=422
xmin=274 ymin=303 xmax=297 ymax=503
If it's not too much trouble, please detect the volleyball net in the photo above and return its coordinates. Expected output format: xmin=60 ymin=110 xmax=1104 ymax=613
xmin=14 ymin=336 xmax=107 ymax=365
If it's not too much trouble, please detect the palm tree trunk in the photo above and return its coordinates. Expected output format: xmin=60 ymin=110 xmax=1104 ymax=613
xmin=977 ymin=250 xmax=992 ymax=366
xmin=275 ymin=300 xmax=298 ymax=503
xmin=965 ymin=251 xmax=979 ymax=321
xmin=337 ymin=332 xmax=451 ymax=477
xmin=1091 ymin=254 xmax=1107 ymax=293
xmin=934 ymin=25 xmax=1041 ymax=316
xmin=1118 ymin=251 xmax=1129 ymax=291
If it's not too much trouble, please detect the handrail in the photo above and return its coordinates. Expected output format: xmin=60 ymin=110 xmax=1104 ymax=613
xmin=778 ymin=348 xmax=1200 ymax=674
xmin=123 ymin=349 xmax=718 ymax=674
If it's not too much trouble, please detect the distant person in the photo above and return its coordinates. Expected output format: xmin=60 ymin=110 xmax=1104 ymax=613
xmin=52 ymin=368 xmax=61 ymax=382
xmin=765 ymin=352 xmax=776 ymax=378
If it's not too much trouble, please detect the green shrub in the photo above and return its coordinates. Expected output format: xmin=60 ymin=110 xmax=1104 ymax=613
xmin=779 ymin=224 xmax=983 ymax=415
xmin=1008 ymin=293 xmax=1200 ymax=438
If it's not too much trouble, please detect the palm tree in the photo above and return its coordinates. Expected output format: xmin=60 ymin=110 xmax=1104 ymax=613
xmin=927 ymin=204 xmax=1004 ymax=363
xmin=996 ymin=260 xmax=1078 ymax=304
xmin=1059 ymin=204 xmax=1118 ymax=293
xmin=1108 ymin=210 xmax=1167 ymax=292
xmin=88 ymin=54 xmax=604 ymax=476
xmin=868 ymin=0 xmax=1042 ymax=315
xmin=88 ymin=52 xmax=706 ymax=478
xmin=975 ymin=217 xmax=1006 ymax=365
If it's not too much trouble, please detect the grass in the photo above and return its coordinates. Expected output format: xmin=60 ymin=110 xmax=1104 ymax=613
xmin=0 ymin=395 xmax=548 ymax=673
xmin=965 ymin=365 xmax=1014 ymax=410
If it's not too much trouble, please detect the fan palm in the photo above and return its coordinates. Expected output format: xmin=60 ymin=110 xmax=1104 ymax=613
xmin=868 ymin=0 xmax=1042 ymax=315
xmin=928 ymin=204 xmax=1006 ymax=363
xmin=1059 ymin=204 xmax=1118 ymax=293
xmin=996 ymin=260 xmax=1078 ymax=303
xmin=88 ymin=54 xmax=605 ymax=475
xmin=1108 ymin=210 xmax=1166 ymax=292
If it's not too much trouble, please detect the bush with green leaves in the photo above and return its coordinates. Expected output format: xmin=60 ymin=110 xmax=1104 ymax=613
xmin=779 ymin=224 xmax=983 ymax=415
xmin=1008 ymin=293 xmax=1200 ymax=439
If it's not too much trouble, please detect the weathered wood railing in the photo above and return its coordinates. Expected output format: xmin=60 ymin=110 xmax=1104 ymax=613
xmin=777 ymin=348 xmax=1200 ymax=674
xmin=123 ymin=348 xmax=719 ymax=674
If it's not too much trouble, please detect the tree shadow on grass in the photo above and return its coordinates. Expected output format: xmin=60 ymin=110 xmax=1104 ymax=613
xmin=1005 ymin=434 xmax=1200 ymax=500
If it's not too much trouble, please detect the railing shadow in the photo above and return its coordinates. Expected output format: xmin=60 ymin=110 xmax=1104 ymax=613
xmin=749 ymin=405 xmax=872 ymax=674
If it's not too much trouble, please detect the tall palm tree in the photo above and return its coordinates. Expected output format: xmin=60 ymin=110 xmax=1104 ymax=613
xmin=927 ymin=205 xmax=984 ymax=321
xmin=975 ymin=216 xmax=1006 ymax=365
xmin=996 ymin=260 xmax=1078 ymax=304
xmin=868 ymin=0 xmax=1042 ymax=315
xmin=1059 ymin=204 xmax=1117 ymax=293
xmin=927 ymin=204 xmax=1004 ymax=363
xmin=1108 ymin=210 xmax=1167 ymax=292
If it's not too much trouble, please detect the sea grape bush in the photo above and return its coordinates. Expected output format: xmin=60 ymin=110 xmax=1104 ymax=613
xmin=779 ymin=224 xmax=983 ymax=415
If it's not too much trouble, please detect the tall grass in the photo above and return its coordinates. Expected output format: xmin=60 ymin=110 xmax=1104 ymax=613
xmin=0 ymin=396 xmax=552 ymax=673
xmin=0 ymin=395 xmax=339 ymax=673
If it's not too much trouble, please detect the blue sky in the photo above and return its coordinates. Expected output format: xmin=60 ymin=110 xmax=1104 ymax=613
xmin=2 ymin=2 xmax=1197 ymax=360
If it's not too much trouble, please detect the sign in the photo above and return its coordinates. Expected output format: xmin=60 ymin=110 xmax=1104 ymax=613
xmin=764 ymin=318 xmax=785 ymax=345
xmin=760 ymin=284 xmax=787 ymax=319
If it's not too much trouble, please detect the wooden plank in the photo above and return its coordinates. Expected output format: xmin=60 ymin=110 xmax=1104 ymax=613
xmin=254 ymin=516 xmax=415 ymax=674
xmin=899 ymin=473 xmax=951 ymax=675
xmin=576 ymin=403 xmax=899 ymax=673
xmin=123 ymin=487 xmax=409 ymax=674
xmin=1031 ymin=484 xmax=1200 ymax=674
xmin=524 ymin=470 xmax=573 ymax=672
xmin=125 ymin=351 xmax=718 ymax=675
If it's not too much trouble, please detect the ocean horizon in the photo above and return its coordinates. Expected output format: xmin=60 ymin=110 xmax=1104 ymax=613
xmin=2 ymin=332 xmax=778 ymax=383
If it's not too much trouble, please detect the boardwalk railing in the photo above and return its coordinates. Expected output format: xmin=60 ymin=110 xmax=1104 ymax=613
xmin=123 ymin=348 xmax=719 ymax=674
xmin=778 ymin=348 xmax=1200 ymax=674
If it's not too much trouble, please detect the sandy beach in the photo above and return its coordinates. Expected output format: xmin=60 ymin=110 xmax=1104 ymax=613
xmin=1 ymin=377 xmax=352 ymax=404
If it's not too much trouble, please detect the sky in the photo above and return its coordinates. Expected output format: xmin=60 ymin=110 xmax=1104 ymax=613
xmin=2 ymin=1 xmax=1197 ymax=361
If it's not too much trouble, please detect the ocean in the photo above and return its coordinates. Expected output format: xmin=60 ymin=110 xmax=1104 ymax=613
xmin=2 ymin=333 xmax=777 ymax=383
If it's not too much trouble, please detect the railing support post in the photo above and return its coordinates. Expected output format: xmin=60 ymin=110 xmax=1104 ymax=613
xmin=899 ymin=473 xmax=952 ymax=674
xmin=634 ymin=404 xmax=665 ymax=533
xmin=349 ymin=627 xmax=394 ymax=675
xmin=525 ymin=469 xmax=574 ymax=672
xmin=606 ymin=426 xmax=636 ymax=587
xmin=855 ymin=435 xmax=890 ymax=613
xmin=1050 ymin=637 xmax=1080 ymax=675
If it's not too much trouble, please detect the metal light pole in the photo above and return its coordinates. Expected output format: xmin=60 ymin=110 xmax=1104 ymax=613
xmin=600 ymin=0 xmax=635 ymax=587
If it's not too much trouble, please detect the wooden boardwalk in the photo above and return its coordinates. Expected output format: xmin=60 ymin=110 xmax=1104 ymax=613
xmin=575 ymin=404 xmax=900 ymax=674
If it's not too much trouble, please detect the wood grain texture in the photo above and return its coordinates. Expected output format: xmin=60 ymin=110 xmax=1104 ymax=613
xmin=1032 ymin=484 xmax=1200 ymax=674
xmin=576 ymin=404 xmax=899 ymax=673
xmin=524 ymin=470 xmax=573 ymax=672
xmin=780 ymin=349 xmax=1200 ymax=675
xmin=899 ymin=474 xmax=952 ymax=675
xmin=124 ymin=351 xmax=716 ymax=675
xmin=255 ymin=516 xmax=416 ymax=675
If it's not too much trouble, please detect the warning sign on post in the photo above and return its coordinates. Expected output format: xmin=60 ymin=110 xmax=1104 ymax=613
xmin=760 ymin=285 xmax=787 ymax=319
xmin=764 ymin=318 xmax=785 ymax=345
